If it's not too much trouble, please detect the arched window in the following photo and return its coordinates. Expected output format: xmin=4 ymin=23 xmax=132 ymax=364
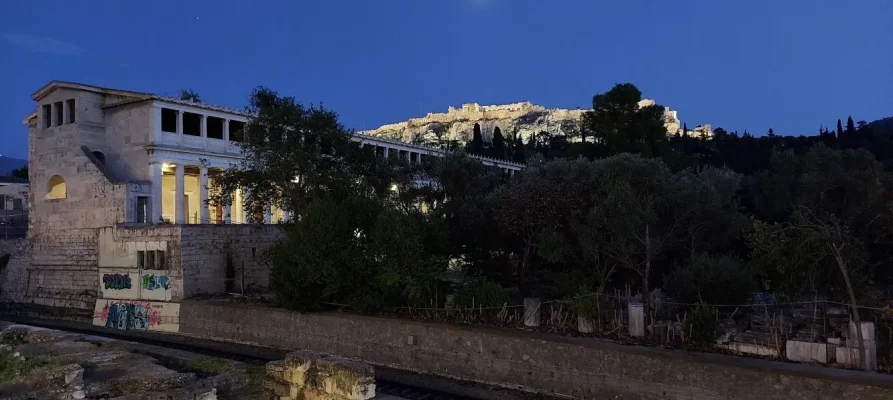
xmin=45 ymin=175 xmax=67 ymax=200
xmin=92 ymin=151 xmax=106 ymax=165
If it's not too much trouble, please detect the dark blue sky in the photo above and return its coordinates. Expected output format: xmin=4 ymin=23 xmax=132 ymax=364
xmin=1 ymin=0 xmax=891 ymax=159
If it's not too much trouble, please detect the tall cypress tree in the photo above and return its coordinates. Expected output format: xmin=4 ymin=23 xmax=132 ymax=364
xmin=837 ymin=119 xmax=844 ymax=137
xmin=469 ymin=123 xmax=485 ymax=155
xmin=846 ymin=116 xmax=856 ymax=135
xmin=513 ymin=136 xmax=526 ymax=163
xmin=491 ymin=126 xmax=506 ymax=159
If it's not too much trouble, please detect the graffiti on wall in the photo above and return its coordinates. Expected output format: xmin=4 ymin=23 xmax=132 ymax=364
xmin=101 ymin=301 xmax=161 ymax=330
xmin=102 ymin=274 xmax=132 ymax=290
xmin=93 ymin=299 xmax=180 ymax=332
xmin=142 ymin=274 xmax=170 ymax=291
xmin=98 ymin=269 xmax=173 ymax=301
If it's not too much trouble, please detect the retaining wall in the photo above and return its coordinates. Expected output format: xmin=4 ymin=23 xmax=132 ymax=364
xmin=179 ymin=301 xmax=893 ymax=400
xmin=0 ymin=238 xmax=30 ymax=303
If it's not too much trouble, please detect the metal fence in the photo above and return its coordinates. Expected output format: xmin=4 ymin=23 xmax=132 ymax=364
xmin=0 ymin=210 xmax=27 ymax=238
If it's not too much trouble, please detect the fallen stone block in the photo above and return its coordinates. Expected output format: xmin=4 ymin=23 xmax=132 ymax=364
xmin=785 ymin=340 xmax=828 ymax=363
xmin=263 ymin=375 xmax=298 ymax=398
xmin=716 ymin=341 xmax=779 ymax=358
xmin=315 ymin=357 xmax=376 ymax=400
xmin=837 ymin=341 xmax=877 ymax=370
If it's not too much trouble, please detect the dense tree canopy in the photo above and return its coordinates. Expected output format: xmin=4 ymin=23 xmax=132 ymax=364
xmin=220 ymin=82 xmax=893 ymax=323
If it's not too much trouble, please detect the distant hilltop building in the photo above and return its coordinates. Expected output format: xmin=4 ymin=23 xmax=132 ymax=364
xmin=363 ymin=100 xmax=710 ymax=145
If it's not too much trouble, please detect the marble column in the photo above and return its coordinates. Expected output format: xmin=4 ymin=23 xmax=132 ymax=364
xmin=150 ymin=162 xmax=163 ymax=224
xmin=242 ymin=189 xmax=251 ymax=223
xmin=199 ymin=166 xmax=209 ymax=224
xmin=175 ymin=164 xmax=185 ymax=224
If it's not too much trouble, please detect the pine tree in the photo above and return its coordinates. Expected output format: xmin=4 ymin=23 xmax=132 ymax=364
xmin=837 ymin=119 xmax=844 ymax=137
xmin=682 ymin=123 xmax=689 ymax=138
xmin=846 ymin=116 xmax=856 ymax=135
xmin=469 ymin=123 xmax=485 ymax=155
xmin=768 ymin=128 xmax=775 ymax=137
xmin=491 ymin=126 xmax=506 ymax=159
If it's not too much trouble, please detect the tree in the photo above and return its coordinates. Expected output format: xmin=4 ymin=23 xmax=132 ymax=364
xmin=677 ymin=167 xmax=749 ymax=253
xmin=837 ymin=119 xmax=844 ymax=137
xmin=369 ymin=208 xmax=449 ymax=307
xmin=585 ymin=154 xmax=691 ymax=313
xmin=768 ymin=128 xmax=775 ymax=138
xmin=682 ymin=123 xmax=689 ymax=138
xmin=10 ymin=166 xmax=27 ymax=180
xmin=208 ymin=87 xmax=410 ymax=219
xmin=491 ymin=126 xmax=506 ymax=160
xmin=489 ymin=167 xmax=567 ymax=282
xmin=426 ymin=153 xmax=504 ymax=272
xmin=749 ymin=207 xmax=873 ymax=371
xmin=581 ymin=83 xmax=668 ymax=157
xmin=179 ymin=89 xmax=201 ymax=103
xmin=664 ymin=252 xmax=755 ymax=305
xmin=513 ymin=136 xmax=526 ymax=164
xmin=468 ymin=123 xmax=485 ymax=155
xmin=846 ymin=116 xmax=856 ymax=135
xmin=268 ymin=196 xmax=380 ymax=311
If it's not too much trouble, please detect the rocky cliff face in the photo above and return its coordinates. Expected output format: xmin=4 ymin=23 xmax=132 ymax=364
xmin=361 ymin=100 xmax=685 ymax=146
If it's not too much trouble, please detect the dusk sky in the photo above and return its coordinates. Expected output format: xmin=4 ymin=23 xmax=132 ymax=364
xmin=1 ymin=0 xmax=891 ymax=159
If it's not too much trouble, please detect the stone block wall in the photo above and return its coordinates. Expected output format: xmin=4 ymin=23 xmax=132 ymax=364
xmin=26 ymin=228 xmax=100 ymax=315
xmin=180 ymin=302 xmax=893 ymax=400
xmin=179 ymin=224 xmax=282 ymax=297
xmin=0 ymin=238 xmax=30 ymax=303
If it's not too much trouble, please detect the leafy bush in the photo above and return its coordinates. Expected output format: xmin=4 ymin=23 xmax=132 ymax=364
xmin=0 ymin=351 xmax=47 ymax=382
xmin=684 ymin=303 xmax=718 ymax=348
xmin=451 ymin=280 xmax=509 ymax=309
xmin=369 ymin=209 xmax=449 ymax=308
xmin=269 ymin=196 xmax=380 ymax=312
xmin=270 ymin=194 xmax=449 ymax=312
xmin=664 ymin=252 xmax=755 ymax=305
xmin=186 ymin=358 xmax=232 ymax=377
xmin=570 ymin=287 xmax=609 ymax=322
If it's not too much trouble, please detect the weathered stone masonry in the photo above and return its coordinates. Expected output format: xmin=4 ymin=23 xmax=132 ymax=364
xmin=181 ymin=301 xmax=893 ymax=400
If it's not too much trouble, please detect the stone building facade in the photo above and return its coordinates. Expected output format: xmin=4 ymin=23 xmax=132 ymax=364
xmin=13 ymin=81 xmax=524 ymax=330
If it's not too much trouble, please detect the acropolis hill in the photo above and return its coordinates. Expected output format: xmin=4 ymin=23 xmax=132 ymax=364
xmin=362 ymin=100 xmax=710 ymax=146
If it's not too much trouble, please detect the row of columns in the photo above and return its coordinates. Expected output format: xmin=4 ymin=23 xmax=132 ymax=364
xmin=150 ymin=161 xmax=294 ymax=225
xmin=364 ymin=142 xmax=521 ymax=173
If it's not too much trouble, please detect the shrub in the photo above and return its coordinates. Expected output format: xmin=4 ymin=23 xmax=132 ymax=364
xmin=269 ymin=197 xmax=380 ymax=311
xmin=0 ymin=351 xmax=48 ymax=382
xmin=684 ymin=303 xmax=718 ymax=348
xmin=186 ymin=358 xmax=232 ymax=377
xmin=369 ymin=209 xmax=449 ymax=308
xmin=664 ymin=252 xmax=755 ymax=306
xmin=570 ymin=287 xmax=607 ymax=321
xmin=451 ymin=280 xmax=509 ymax=309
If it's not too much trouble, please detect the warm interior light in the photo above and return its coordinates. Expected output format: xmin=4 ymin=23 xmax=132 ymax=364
xmin=390 ymin=184 xmax=398 ymax=192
